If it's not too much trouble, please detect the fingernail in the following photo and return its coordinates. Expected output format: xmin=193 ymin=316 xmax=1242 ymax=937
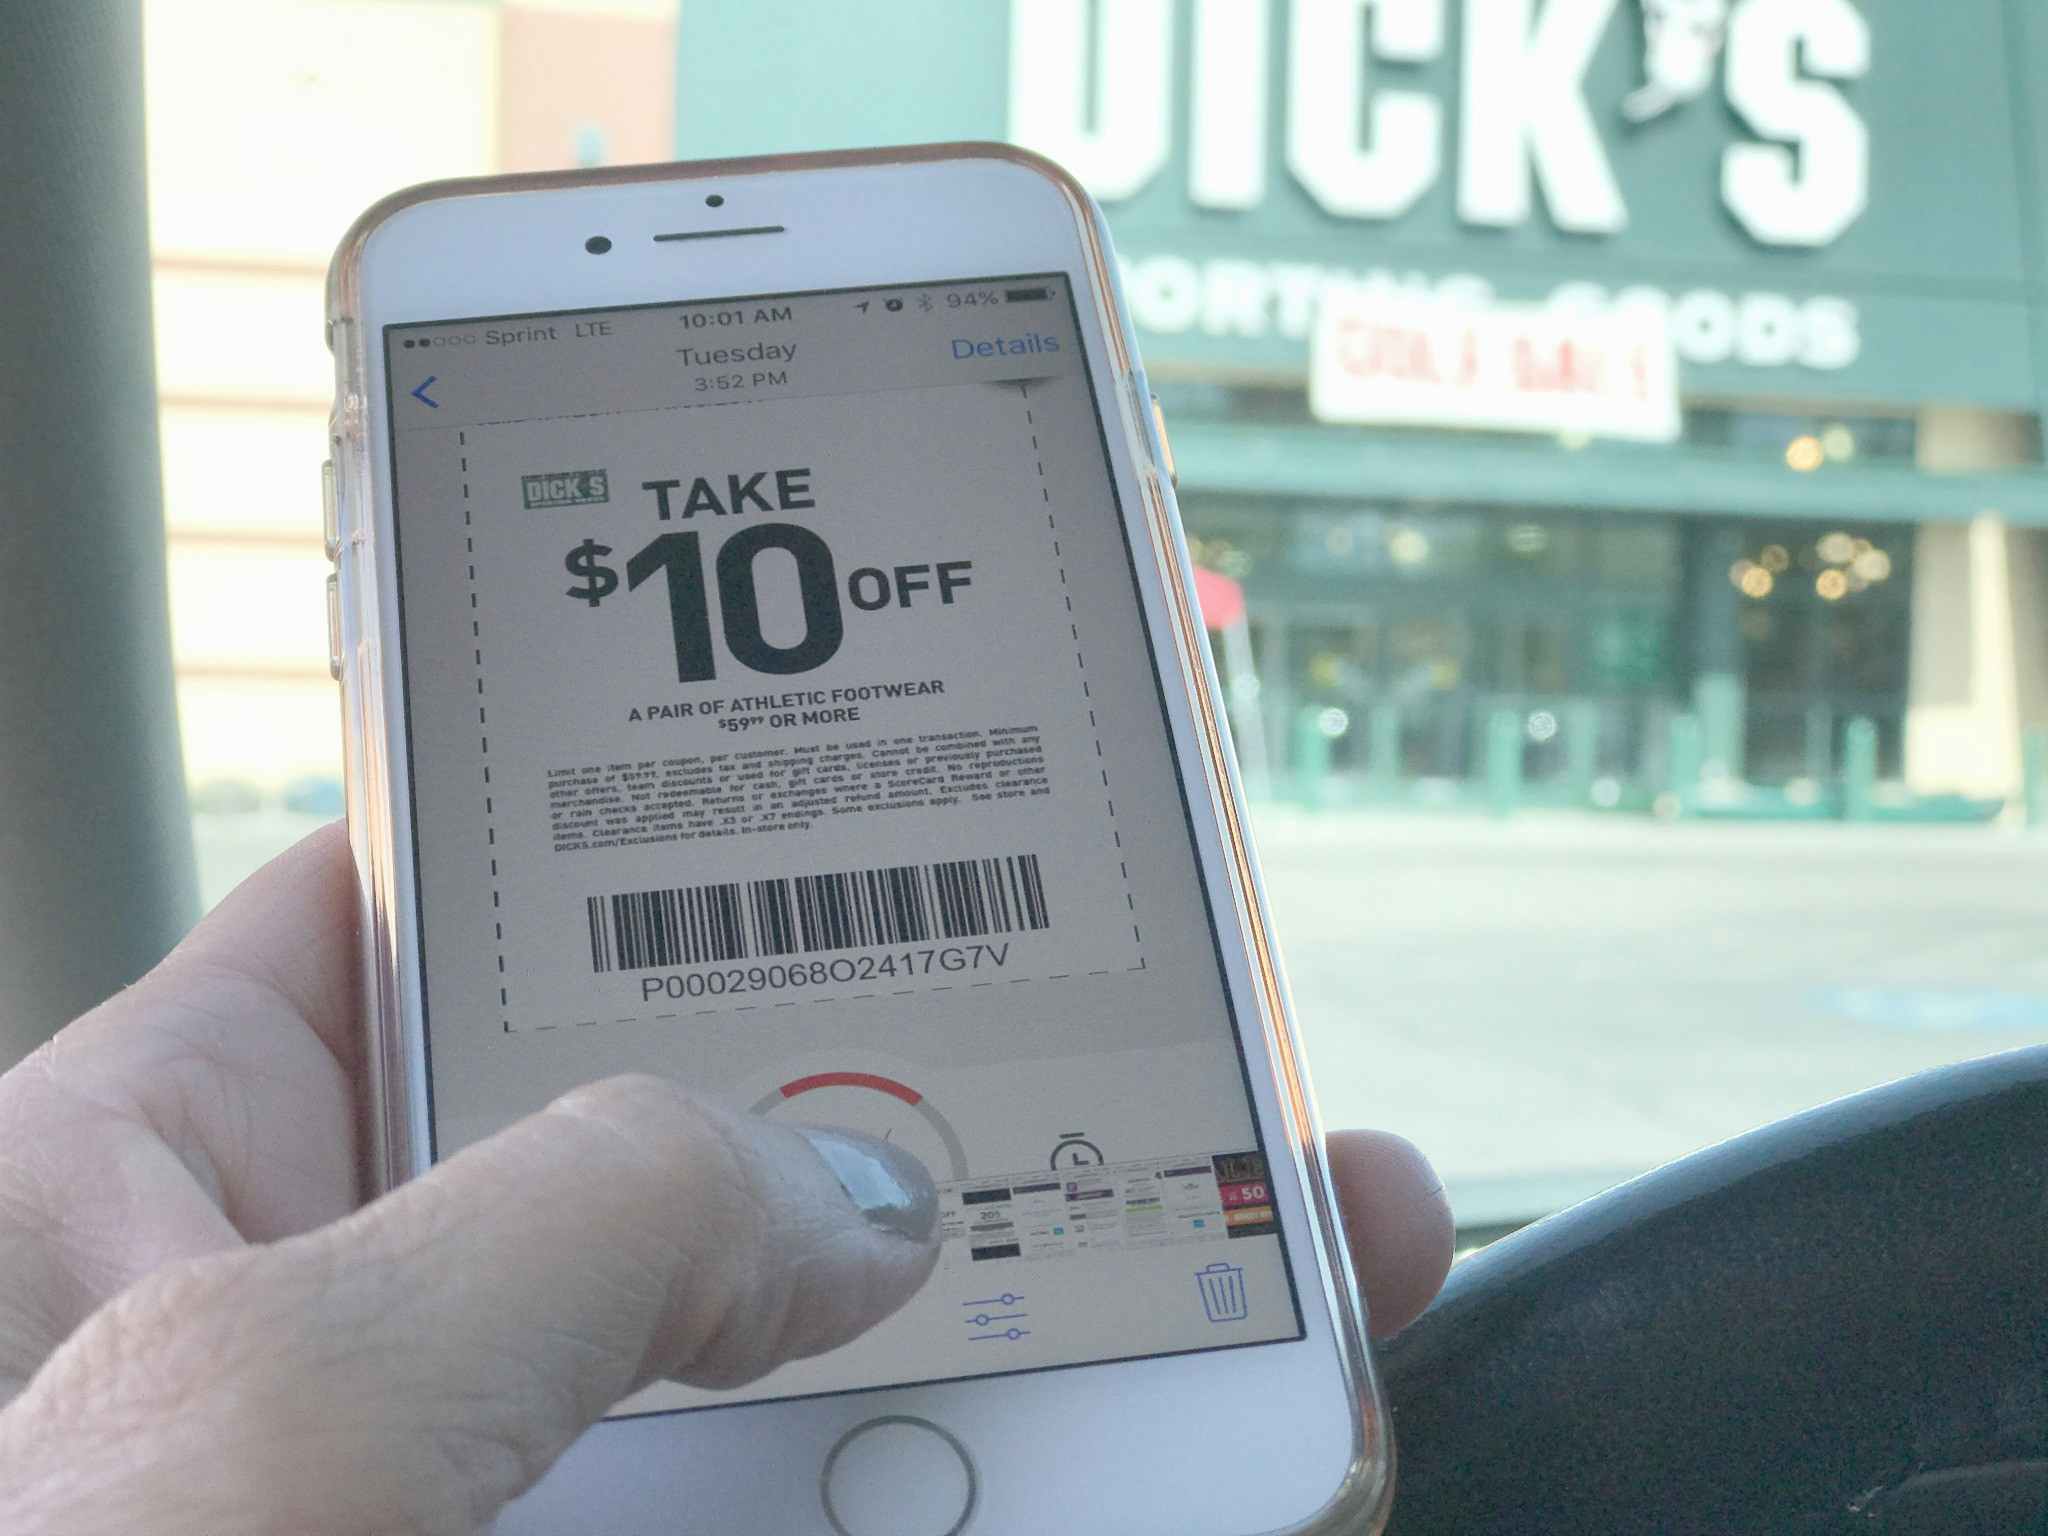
xmin=799 ymin=1128 xmax=940 ymax=1243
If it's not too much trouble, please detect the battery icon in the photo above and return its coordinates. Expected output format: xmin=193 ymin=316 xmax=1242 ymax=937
xmin=1004 ymin=286 xmax=1052 ymax=303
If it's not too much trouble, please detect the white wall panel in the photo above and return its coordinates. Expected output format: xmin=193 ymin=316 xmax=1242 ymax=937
xmin=145 ymin=0 xmax=498 ymax=263
xmin=154 ymin=270 xmax=332 ymax=404
xmin=168 ymin=545 xmax=331 ymax=675
xmin=161 ymin=408 xmax=328 ymax=537
xmin=177 ymin=677 xmax=343 ymax=787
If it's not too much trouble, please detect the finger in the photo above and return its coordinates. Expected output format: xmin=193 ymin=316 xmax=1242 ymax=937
xmin=1328 ymin=1129 xmax=1453 ymax=1339
xmin=0 ymin=1074 xmax=939 ymax=1535
xmin=0 ymin=826 xmax=364 ymax=1390
xmin=0 ymin=823 xmax=361 ymax=1261
xmin=154 ymin=819 xmax=363 ymax=1076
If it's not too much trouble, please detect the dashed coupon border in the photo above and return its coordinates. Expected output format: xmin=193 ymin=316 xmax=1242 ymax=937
xmin=454 ymin=429 xmax=513 ymax=1033
xmin=449 ymin=386 xmax=1147 ymax=1034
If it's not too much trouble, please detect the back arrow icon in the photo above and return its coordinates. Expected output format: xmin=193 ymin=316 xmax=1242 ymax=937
xmin=411 ymin=376 xmax=440 ymax=408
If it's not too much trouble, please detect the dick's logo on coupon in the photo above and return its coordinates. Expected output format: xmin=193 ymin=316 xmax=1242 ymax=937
xmin=522 ymin=469 xmax=610 ymax=509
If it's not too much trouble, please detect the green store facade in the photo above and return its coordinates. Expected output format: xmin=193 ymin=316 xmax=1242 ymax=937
xmin=677 ymin=0 xmax=2048 ymax=813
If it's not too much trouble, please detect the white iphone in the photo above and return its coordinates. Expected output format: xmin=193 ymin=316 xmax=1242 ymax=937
xmin=324 ymin=144 xmax=1389 ymax=1536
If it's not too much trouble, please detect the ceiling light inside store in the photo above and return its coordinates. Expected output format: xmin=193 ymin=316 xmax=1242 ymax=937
xmin=1817 ymin=530 xmax=1857 ymax=564
xmin=1852 ymin=547 xmax=1892 ymax=582
xmin=1816 ymin=569 xmax=1850 ymax=601
xmin=1738 ymin=566 xmax=1774 ymax=599
xmin=1820 ymin=423 xmax=1857 ymax=461
xmin=1786 ymin=435 xmax=1825 ymax=472
xmin=1316 ymin=707 xmax=1351 ymax=738
xmin=1388 ymin=527 xmax=1431 ymax=567
xmin=1760 ymin=544 xmax=1790 ymax=573
xmin=1505 ymin=522 xmax=1550 ymax=555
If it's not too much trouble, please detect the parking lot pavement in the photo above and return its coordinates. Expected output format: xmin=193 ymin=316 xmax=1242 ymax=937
xmin=198 ymin=809 xmax=2048 ymax=1230
xmin=1249 ymin=808 xmax=2048 ymax=1226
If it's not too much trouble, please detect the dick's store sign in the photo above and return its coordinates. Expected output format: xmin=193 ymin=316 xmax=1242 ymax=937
xmin=1001 ymin=0 xmax=2045 ymax=417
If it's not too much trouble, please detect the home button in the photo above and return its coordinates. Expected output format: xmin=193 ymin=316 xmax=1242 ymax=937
xmin=821 ymin=1415 xmax=977 ymax=1536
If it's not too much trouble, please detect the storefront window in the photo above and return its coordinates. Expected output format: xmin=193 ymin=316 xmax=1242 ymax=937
xmin=1485 ymin=519 xmax=1582 ymax=580
xmin=1734 ymin=524 xmax=1913 ymax=783
xmin=1282 ymin=507 xmax=1485 ymax=581
xmin=1685 ymin=408 xmax=1928 ymax=466
xmin=1593 ymin=526 xmax=1685 ymax=589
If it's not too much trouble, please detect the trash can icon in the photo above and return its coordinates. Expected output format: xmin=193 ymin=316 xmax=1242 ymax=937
xmin=1195 ymin=1261 xmax=1249 ymax=1323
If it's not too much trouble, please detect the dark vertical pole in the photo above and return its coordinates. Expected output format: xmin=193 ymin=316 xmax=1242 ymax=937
xmin=0 ymin=1 xmax=198 ymax=1059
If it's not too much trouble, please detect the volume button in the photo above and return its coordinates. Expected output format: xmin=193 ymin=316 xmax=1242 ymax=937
xmin=1150 ymin=393 xmax=1177 ymax=491
xmin=326 ymin=570 xmax=343 ymax=681
xmin=327 ymin=315 xmax=355 ymax=403
xmin=322 ymin=456 xmax=340 ymax=561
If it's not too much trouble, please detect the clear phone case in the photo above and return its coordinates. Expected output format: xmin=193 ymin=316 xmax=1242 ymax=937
xmin=323 ymin=143 xmax=1393 ymax=1536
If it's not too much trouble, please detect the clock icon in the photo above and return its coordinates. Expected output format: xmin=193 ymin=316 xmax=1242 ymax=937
xmin=750 ymin=1071 xmax=970 ymax=1183
xmin=1049 ymin=1135 xmax=1104 ymax=1171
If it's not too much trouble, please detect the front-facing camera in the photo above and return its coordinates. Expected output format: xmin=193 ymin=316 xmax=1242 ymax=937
xmin=585 ymin=235 xmax=612 ymax=254
xmin=705 ymin=193 xmax=725 ymax=208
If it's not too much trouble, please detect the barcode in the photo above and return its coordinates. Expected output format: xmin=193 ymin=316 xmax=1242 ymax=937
xmin=586 ymin=853 xmax=1051 ymax=973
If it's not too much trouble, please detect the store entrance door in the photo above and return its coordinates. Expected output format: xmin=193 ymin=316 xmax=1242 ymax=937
xmin=1283 ymin=607 xmax=1477 ymax=787
xmin=1268 ymin=597 xmax=1673 ymax=804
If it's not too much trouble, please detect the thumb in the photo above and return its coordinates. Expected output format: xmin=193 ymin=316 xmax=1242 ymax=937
xmin=0 ymin=1074 xmax=939 ymax=1536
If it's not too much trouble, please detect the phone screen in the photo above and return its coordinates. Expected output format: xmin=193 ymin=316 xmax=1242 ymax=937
xmin=382 ymin=274 xmax=1303 ymax=1415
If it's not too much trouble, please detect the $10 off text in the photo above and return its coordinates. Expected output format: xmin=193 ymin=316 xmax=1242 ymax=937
xmin=561 ymin=466 xmax=976 ymax=685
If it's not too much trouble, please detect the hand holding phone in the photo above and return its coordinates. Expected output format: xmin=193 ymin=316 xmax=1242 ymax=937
xmin=325 ymin=144 xmax=1396 ymax=1535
